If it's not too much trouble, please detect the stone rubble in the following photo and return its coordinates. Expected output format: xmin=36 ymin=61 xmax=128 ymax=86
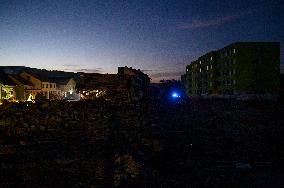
xmin=0 ymin=98 xmax=283 ymax=187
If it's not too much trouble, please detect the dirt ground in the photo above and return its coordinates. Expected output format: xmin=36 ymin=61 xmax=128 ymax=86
xmin=0 ymin=98 xmax=284 ymax=187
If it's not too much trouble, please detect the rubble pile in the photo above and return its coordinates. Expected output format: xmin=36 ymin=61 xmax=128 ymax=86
xmin=0 ymin=98 xmax=284 ymax=187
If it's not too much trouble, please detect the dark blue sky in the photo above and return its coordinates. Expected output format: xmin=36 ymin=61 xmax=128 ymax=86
xmin=1 ymin=0 xmax=283 ymax=81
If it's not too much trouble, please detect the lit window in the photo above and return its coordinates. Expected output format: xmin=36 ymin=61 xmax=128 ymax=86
xmin=210 ymin=57 xmax=213 ymax=61
xmin=233 ymin=49 xmax=236 ymax=54
xmin=206 ymin=66 xmax=209 ymax=70
xmin=199 ymin=68 xmax=202 ymax=73
xmin=199 ymin=60 xmax=202 ymax=64
xmin=186 ymin=69 xmax=189 ymax=72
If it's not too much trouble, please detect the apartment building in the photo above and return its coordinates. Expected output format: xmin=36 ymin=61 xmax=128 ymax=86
xmin=185 ymin=42 xmax=280 ymax=96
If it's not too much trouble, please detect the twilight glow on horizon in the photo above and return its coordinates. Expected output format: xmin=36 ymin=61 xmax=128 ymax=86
xmin=0 ymin=0 xmax=283 ymax=82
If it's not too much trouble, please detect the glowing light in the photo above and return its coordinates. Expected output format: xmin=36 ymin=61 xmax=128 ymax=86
xmin=172 ymin=92 xmax=181 ymax=98
xmin=27 ymin=94 xmax=33 ymax=102
xmin=26 ymin=94 xmax=35 ymax=103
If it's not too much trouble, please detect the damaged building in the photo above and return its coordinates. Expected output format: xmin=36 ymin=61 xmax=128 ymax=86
xmin=77 ymin=67 xmax=150 ymax=101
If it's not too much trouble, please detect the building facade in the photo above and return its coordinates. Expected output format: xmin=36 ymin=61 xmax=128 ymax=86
xmin=77 ymin=72 xmax=136 ymax=101
xmin=8 ymin=74 xmax=35 ymax=101
xmin=54 ymin=77 xmax=78 ymax=99
xmin=0 ymin=71 xmax=16 ymax=100
xmin=77 ymin=67 xmax=150 ymax=101
xmin=20 ymin=71 xmax=60 ymax=99
xmin=1 ymin=67 xmax=79 ymax=101
xmin=185 ymin=42 xmax=280 ymax=96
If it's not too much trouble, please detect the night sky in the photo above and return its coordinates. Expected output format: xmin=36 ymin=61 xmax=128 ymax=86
xmin=1 ymin=0 xmax=283 ymax=82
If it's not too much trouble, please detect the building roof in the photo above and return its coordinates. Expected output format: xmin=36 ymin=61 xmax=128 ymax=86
xmin=187 ymin=41 xmax=280 ymax=66
xmin=118 ymin=66 xmax=151 ymax=81
xmin=9 ymin=74 xmax=34 ymax=86
xmin=0 ymin=70 xmax=16 ymax=86
xmin=21 ymin=71 xmax=51 ymax=82
xmin=219 ymin=42 xmax=280 ymax=51
xmin=77 ymin=73 xmax=123 ymax=90
xmin=49 ymin=77 xmax=74 ymax=85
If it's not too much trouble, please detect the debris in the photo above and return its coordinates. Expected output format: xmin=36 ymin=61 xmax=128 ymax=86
xmin=0 ymin=98 xmax=283 ymax=187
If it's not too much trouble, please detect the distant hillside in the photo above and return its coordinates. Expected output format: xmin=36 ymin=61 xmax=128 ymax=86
xmin=0 ymin=66 xmax=80 ymax=80
xmin=0 ymin=66 xmax=26 ymax=74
